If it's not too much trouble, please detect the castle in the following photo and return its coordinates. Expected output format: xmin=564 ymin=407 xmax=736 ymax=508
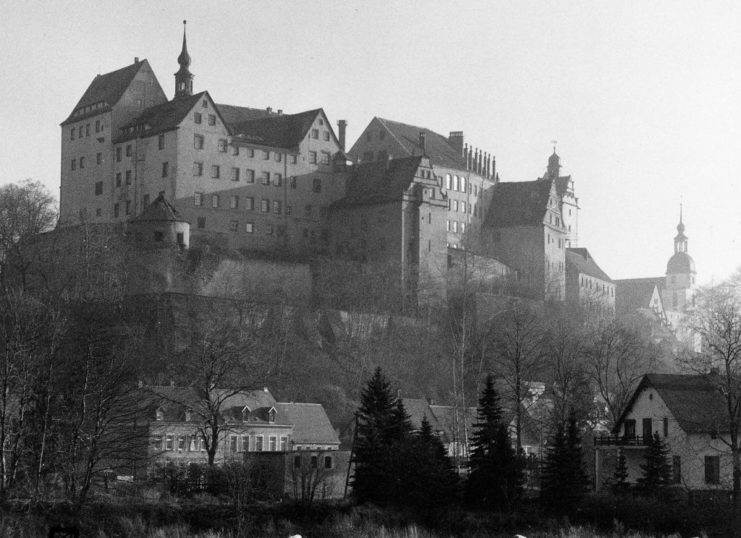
xmin=58 ymin=23 xmax=616 ymax=314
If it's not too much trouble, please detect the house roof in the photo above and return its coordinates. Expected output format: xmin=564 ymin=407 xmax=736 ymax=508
xmin=331 ymin=156 xmax=423 ymax=208
xmin=115 ymin=92 xmax=206 ymax=143
xmin=554 ymin=175 xmax=573 ymax=198
xmin=483 ymin=179 xmax=555 ymax=228
xmin=374 ymin=117 xmax=466 ymax=170
xmin=142 ymin=386 xmax=278 ymax=423
xmin=615 ymin=374 xmax=728 ymax=435
xmin=229 ymin=108 xmax=322 ymax=150
xmin=566 ymin=248 xmax=612 ymax=282
xmin=217 ymin=104 xmax=276 ymax=127
xmin=614 ymin=277 xmax=665 ymax=315
xmin=62 ymin=61 xmax=144 ymax=125
xmin=130 ymin=193 xmax=189 ymax=224
xmin=275 ymin=402 xmax=340 ymax=446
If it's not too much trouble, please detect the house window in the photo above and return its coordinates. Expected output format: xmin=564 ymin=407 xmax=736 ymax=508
xmin=269 ymin=436 xmax=277 ymax=451
xmin=309 ymin=151 xmax=317 ymax=164
xmin=663 ymin=417 xmax=669 ymax=437
xmin=285 ymin=205 xmax=292 ymax=216
xmin=274 ymin=152 xmax=282 ymax=162
xmin=280 ymin=436 xmax=287 ymax=452
xmin=452 ymin=176 xmax=459 ymax=191
xmin=113 ymin=203 xmax=119 ymax=217
xmin=305 ymin=204 xmax=312 ymax=217
xmin=245 ymin=197 xmax=254 ymax=211
xmin=673 ymin=455 xmax=682 ymax=484
xmin=193 ymin=162 xmax=203 ymax=176
xmin=245 ymin=222 xmax=254 ymax=233
xmin=460 ymin=177 xmax=467 ymax=193
xmin=452 ymin=221 xmax=458 ymax=233
xmin=78 ymin=126 xmax=83 ymax=138
xmin=266 ymin=224 xmax=274 ymax=235
xmin=705 ymin=455 xmax=720 ymax=484
xmin=208 ymin=114 xmax=216 ymax=126
xmin=165 ymin=436 xmax=173 ymax=450
xmin=158 ymin=134 xmax=165 ymax=150
xmin=211 ymin=194 xmax=220 ymax=208
xmin=324 ymin=456 xmax=333 ymax=469
xmin=229 ymin=435 xmax=237 ymax=452
xmin=461 ymin=222 xmax=466 ymax=234
xmin=261 ymin=172 xmax=270 ymax=185
xmin=71 ymin=159 xmax=76 ymax=171
xmin=116 ymin=147 xmax=122 ymax=162
xmin=202 ymin=99 xmax=208 ymax=108
xmin=273 ymin=200 xmax=282 ymax=214
xmin=70 ymin=127 xmax=75 ymax=140
xmin=194 ymin=134 xmax=204 ymax=150
xmin=255 ymin=436 xmax=264 ymax=451
xmin=460 ymin=201 xmax=466 ymax=213
xmin=263 ymin=150 xmax=270 ymax=160
xmin=323 ymin=131 xmax=330 ymax=141
xmin=291 ymin=155 xmax=297 ymax=164
xmin=232 ymin=145 xmax=239 ymax=156
xmin=162 ymin=162 xmax=169 ymax=178
xmin=642 ymin=418 xmax=653 ymax=440
xmin=294 ymin=455 xmax=301 ymax=468
xmin=217 ymin=139 xmax=227 ymax=153
xmin=197 ymin=217 xmax=206 ymax=229
xmin=231 ymin=167 xmax=240 ymax=182
xmin=211 ymin=165 xmax=220 ymax=179
xmin=624 ymin=419 xmax=636 ymax=438
xmin=245 ymin=169 xmax=255 ymax=183
xmin=79 ymin=157 xmax=85 ymax=169
xmin=321 ymin=151 xmax=331 ymax=165
xmin=96 ymin=153 xmax=102 ymax=165
xmin=94 ymin=182 xmax=103 ymax=195
xmin=230 ymin=195 xmax=239 ymax=209
xmin=311 ymin=455 xmax=318 ymax=468
xmin=311 ymin=128 xmax=319 ymax=139
xmin=194 ymin=112 xmax=202 ymax=124
xmin=125 ymin=145 xmax=132 ymax=157
xmin=151 ymin=436 xmax=162 ymax=450
xmin=261 ymin=199 xmax=269 ymax=212
xmin=154 ymin=231 xmax=163 ymax=242
xmin=125 ymin=170 xmax=132 ymax=185
xmin=246 ymin=148 xmax=254 ymax=158
xmin=452 ymin=200 xmax=458 ymax=212
xmin=313 ymin=178 xmax=322 ymax=193
xmin=290 ymin=176 xmax=297 ymax=189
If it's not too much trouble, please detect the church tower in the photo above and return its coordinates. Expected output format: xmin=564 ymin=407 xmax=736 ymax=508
xmin=663 ymin=205 xmax=696 ymax=315
xmin=174 ymin=20 xmax=193 ymax=98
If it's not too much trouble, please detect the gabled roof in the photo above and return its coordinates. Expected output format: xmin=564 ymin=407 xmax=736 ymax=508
xmin=566 ymin=248 xmax=612 ymax=282
xmin=332 ymin=156 xmax=423 ymax=208
xmin=63 ymin=61 xmax=145 ymax=125
xmin=374 ymin=117 xmax=466 ymax=170
xmin=614 ymin=277 xmax=665 ymax=315
xmin=483 ymin=179 xmax=555 ymax=228
xmin=142 ymin=386 xmax=278 ymax=422
xmin=554 ymin=175 xmax=573 ymax=198
xmin=217 ymin=104 xmax=276 ymax=127
xmin=230 ymin=108 xmax=322 ymax=150
xmin=275 ymin=402 xmax=340 ymax=445
xmin=615 ymin=374 xmax=728 ymax=435
xmin=130 ymin=193 xmax=188 ymax=224
xmin=401 ymin=398 xmax=476 ymax=445
xmin=115 ymin=92 xmax=207 ymax=143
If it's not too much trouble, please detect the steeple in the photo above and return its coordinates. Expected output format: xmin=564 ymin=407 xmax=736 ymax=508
xmin=174 ymin=20 xmax=193 ymax=98
xmin=547 ymin=145 xmax=560 ymax=180
xmin=674 ymin=204 xmax=688 ymax=253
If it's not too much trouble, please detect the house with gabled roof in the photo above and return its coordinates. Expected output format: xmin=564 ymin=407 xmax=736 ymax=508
xmin=60 ymin=23 xmax=350 ymax=256
xmin=594 ymin=373 xmax=733 ymax=492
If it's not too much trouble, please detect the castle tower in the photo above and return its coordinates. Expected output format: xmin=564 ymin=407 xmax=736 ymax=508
xmin=174 ymin=20 xmax=193 ymax=98
xmin=663 ymin=205 xmax=696 ymax=314
xmin=547 ymin=148 xmax=560 ymax=180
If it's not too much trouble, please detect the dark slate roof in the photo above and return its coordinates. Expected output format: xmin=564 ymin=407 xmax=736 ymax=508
xmin=332 ymin=156 xmax=422 ymax=208
xmin=615 ymin=374 xmax=728 ymax=435
xmin=63 ymin=61 xmax=144 ymax=125
xmin=667 ymin=251 xmax=696 ymax=274
xmin=230 ymin=109 xmax=321 ymax=149
xmin=566 ymin=248 xmax=612 ymax=282
xmin=483 ymin=179 xmax=554 ymax=228
xmin=115 ymin=92 xmax=206 ymax=143
xmin=376 ymin=117 xmax=466 ymax=169
xmin=614 ymin=277 xmax=664 ymax=315
xmin=402 ymin=398 xmax=477 ymax=445
xmin=554 ymin=175 xmax=572 ymax=198
xmin=130 ymin=193 xmax=188 ymax=224
xmin=217 ymin=104 xmax=276 ymax=127
xmin=275 ymin=402 xmax=340 ymax=445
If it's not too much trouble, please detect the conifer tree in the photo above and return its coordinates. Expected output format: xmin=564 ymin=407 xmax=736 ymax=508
xmin=541 ymin=409 xmax=589 ymax=513
xmin=612 ymin=448 xmax=629 ymax=493
xmin=563 ymin=409 xmax=590 ymax=508
xmin=540 ymin=420 xmax=567 ymax=510
xmin=637 ymin=432 xmax=672 ymax=495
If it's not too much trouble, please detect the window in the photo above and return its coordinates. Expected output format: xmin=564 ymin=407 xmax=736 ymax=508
xmin=193 ymin=162 xmax=203 ymax=176
xmin=311 ymin=455 xmax=318 ymax=468
xmin=78 ymin=126 xmax=83 ymax=138
xmin=165 ymin=436 xmax=173 ymax=450
xmin=211 ymin=165 xmax=220 ymax=179
xmin=460 ymin=201 xmax=466 ymax=213
xmin=624 ymin=419 xmax=636 ymax=438
xmin=452 ymin=200 xmax=458 ymax=212
xmin=280 ymin=436 xmax=287 ymax=452
xmin=94 ymin=182 xmax=103 ymax=195
xmin=71 ymin=159 xmax=76 ymax=171
xmin=273 ymin=200 xmax=282 ymax=214
xmin=125 ymin=200 xmax=131 ymax=215
xmin=154 ymin=231 xmax=163 ymax=242
xmin=241 ymin=436 xmax=249 ymax=452
xmin=460 ymin=177 xmax=467 ymax=193
xmin=245 ymin=197 xmax=254 ymax=211
xmin=673 ymin=455 xmax=682 ymax=484
xmin=273 ymin=173 xmax=282 ymax=187
xmin=229 ymin=220 xmax=238 ymax=232
xmin=461 ymin=222 xmax=466 ymax=234
xmin=452 ymin=175 xmax=459 ymax=191
xmin=116 ymin=147 xmax=122 ymax=162
xmin=255 ymin=436 xmax=264 ymax=451
xmin=309 ymin=151 xmax=317 ymax=164
xmin=79 ymin=157 xmax=85 ymax=169
xmin=261 ymin=172 xmax=270 ymax=185
xmin=291 ymin=155 xmax=297 ymax=164
xmin=663 ymin=417 xmax=669 ymax=437
xmin=311 ymin=128 xmax=319 ymax=139
xmin=125 ymin=145 xmax=132 ymax=157
xmin=194 ymin=134 xmax=204 ymax=149
xmin=305 ymin=204 xmax=312 ymax=217
xmin=85 ymin=124 xmax=90 ymax=136
xmin=269 ymin=436 xmax=277 ymax=451
xmin=286 ymin=205 xmax=292 ymax=216
xmin=151 ymin=436 xmax=162 ymax=450
xmin=194 ymin=192 xmax=203 ymax=206
xmin=158 ymin=134 xmax=165 ymax=150
xmin=245 ymin=222 xmax=253 ymax=233
xmin=323 ymin=131 xmax=330 ymax=141
xmin=218 ymin=139 xmax=227 ymax=153
xmin=232 ymin=145 xmax=239 ymax=156
xmin=231 ymin=167 xmax=240 ymax=182
xmin=202 ymin=99 xmax=208 ymax=108
xmin=245 ymin=169 xmax=255 ymax=183
xmin=275 ymin=152 xmax=282 ymax=162
xmin=113 ymin=203 xmax=119 ymax=218
xmin=324 ymin=456 xmax=333 ymax=469
xmin=162 ymin=162 xmax=169 ymax=178
xmin=290 ymin=176 xmax=297 ymax=189
xmin=208 ymin=114 xmax=216 ymax=126
xmin=362 ymin=151 xmax=374 ymax=162
xmin=211 ymin=194 xmax=220 ymax=208
xmin=294 ymin=455 xmax=301 ymax=468
xmin=247 ymin=148 xmax=255 ymax=158
xmin=70 ymin=127 xmax=75 ymax=140
xmin=321 ymin=151 xmax=331 ymax=165
xmin=194 ymin=112 xmax=202 ymax=124
xmin=230 ymin=195 xmax=239 ymax=209
xmin=705 ymin=455 xmax=720 ymax=484
xmin=125 ymin=170 xmax=132 ymax=185
xmin=263 ymin=150 xmax=270 ymax=160
xmin=261 ymin=199 xmax=269 ymax=212
xmin=452 ymin=221 xmax=458 ymax=233
xmin=229 ymin=435 xmax=237 ymax=453
xmin=197 ymin=216 xmax=206 ymax=229
xmin=96 ymin=152 xmax=102 ymax=165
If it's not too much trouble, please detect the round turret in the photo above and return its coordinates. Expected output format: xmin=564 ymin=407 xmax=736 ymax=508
xmin=667 ymin=251 xmax=695 ymax=274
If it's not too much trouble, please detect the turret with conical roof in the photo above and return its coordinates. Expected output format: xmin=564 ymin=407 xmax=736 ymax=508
xmin=662 ymin=205 xmax=696 ymax=318
xmin=174 ymin=20 xmax=193 ymax=98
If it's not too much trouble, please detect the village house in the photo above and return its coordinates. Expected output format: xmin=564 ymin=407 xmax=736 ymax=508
xmin=594 ymin=373 xmax=733 ymax=492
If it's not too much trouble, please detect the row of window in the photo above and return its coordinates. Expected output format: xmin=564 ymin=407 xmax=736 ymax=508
xmin=446 ymin=220 xmax=467 ymax=234
xmin=193 ymin=133 xmax=312 ymax=163
xmin=449 ymin=199 xmax=480 ymax=216
xmin=114 ymin=135 xmax=166 ymax=162
xmin=193 ymin=192 xmax=326 ymax=218
xmin=194 ymin=164 xmax=324 ymax=192
xmin=194 ymin=216 xmax=327 ymax=242
xmin=580 ymin=277 xmax=614 ymax=297
xmin=152 ymin=433 xmax=288 ymax=453
xmin=69 ymin=118 xmax=105 ymax=141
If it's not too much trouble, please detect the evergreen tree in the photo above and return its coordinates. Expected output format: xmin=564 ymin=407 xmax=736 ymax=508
xmin=563 ymin=410 xmax=590 ymax=508
xmin=637 ymin=432 xmax=672 ymax=495
xmin=612 ymin=448 xmax=629 ymax=493
xmin=540 ymin=420 xmax=567 ymax=511
xmin=352 ymin=367 xmax=396 ymax=504
xmin=467 ymin=374 xmax=523 ymax=510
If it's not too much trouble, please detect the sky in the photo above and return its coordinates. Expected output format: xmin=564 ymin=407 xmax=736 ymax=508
xmin=2 ymin=0 xmax=740 ymax=283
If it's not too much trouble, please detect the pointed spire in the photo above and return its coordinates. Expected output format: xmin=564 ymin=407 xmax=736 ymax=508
xmin=178 ymin=20 xmax=191 ymax=69
xmin=677 ymin=202 xmax=685 ymax=233
xmin=174 ymin=20 xmax=194 ymax=98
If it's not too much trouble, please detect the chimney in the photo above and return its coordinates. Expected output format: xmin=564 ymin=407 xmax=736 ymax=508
xmin=134 ymin=57 xmax=139 ymax=64
xmin=337 ymin=120 xmax=347 ymax=151
xmin=492 ymin=156 xmax=496 ymax=180
xmin=463 ymin=144 xmax=469 ymax=170
xmin=277 ymin=109 xmax=283 ymax=116
xmin=448 ymin=131 xmax=464 ymax=156
xmin=418 ymin=132 xmax=427 ymax=156
xmin=266 ymin=106 xmax=272 ymax=113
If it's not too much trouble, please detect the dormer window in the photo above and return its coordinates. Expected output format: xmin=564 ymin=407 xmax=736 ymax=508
xmin=242 ymin=406 xmax=251 ymax=421
xmin=268 ymin=408 xmax=276 ymax=423
xmin=184 ymin=408 xmax=192 ymax=422
xmin=155 ymin=407 xmax=164 ymax=421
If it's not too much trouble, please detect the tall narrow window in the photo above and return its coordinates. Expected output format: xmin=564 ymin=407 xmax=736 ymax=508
xmin=704 ymin=455 xmax=720 ymax=484
xmin=162 ymin=162 xmax=169 ymax=178
xmin=158 ymin=134 xmax=165 ymax=150
xmin=231 ymin=167 xmax=240 ymax=182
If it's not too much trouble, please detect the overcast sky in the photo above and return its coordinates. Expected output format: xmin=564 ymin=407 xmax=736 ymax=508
xmin=2 ymin=0 xmax=740 ymax=283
